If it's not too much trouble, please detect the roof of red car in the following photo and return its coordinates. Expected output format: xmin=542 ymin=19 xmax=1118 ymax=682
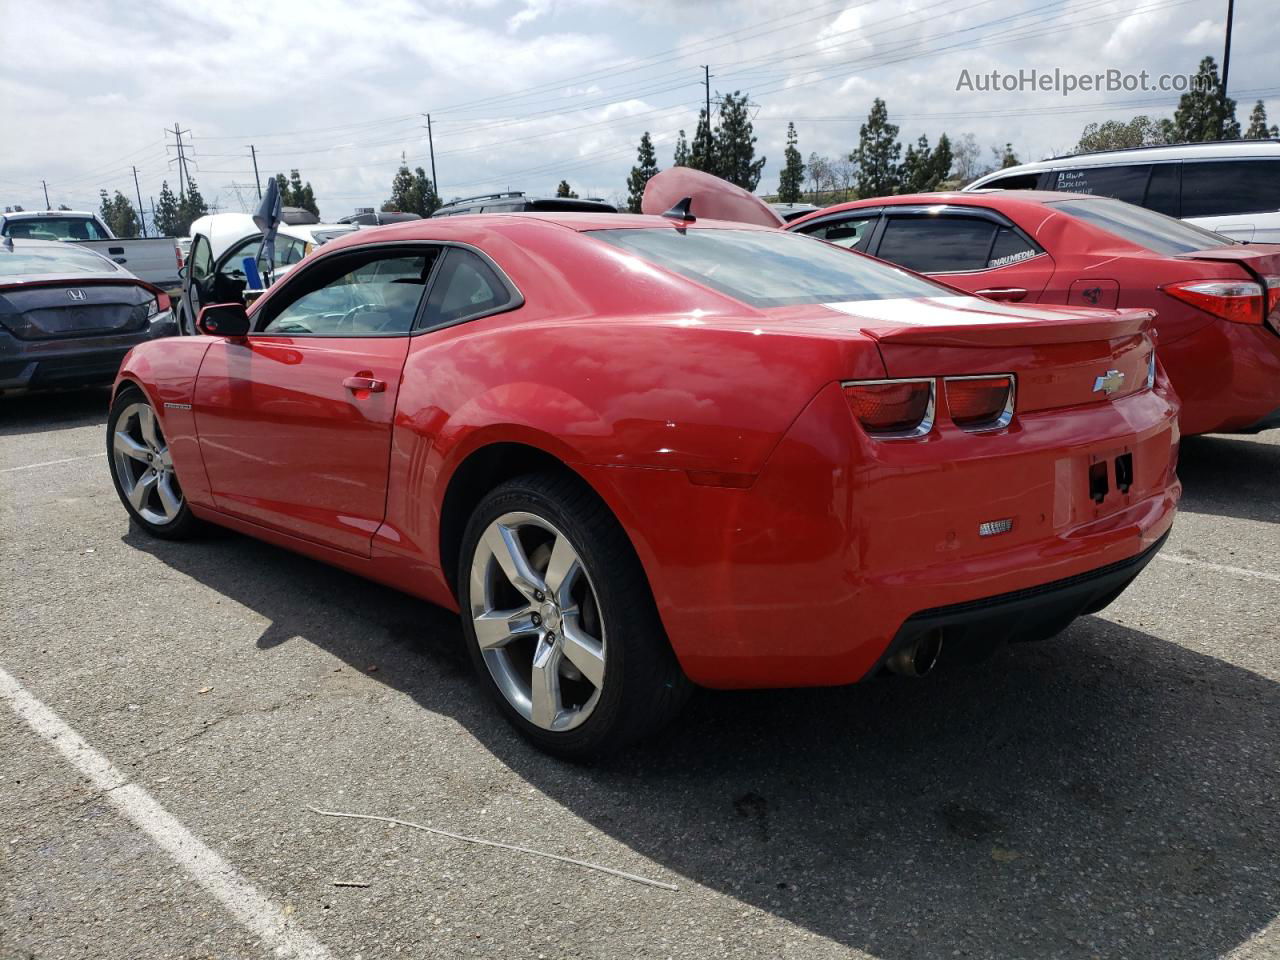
xmin=786 ymin=190 xmax=1094 ymax=229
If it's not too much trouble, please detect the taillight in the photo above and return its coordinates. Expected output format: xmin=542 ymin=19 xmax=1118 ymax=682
xmin=175 ymin=244 xmax=183 ymax=270
xmin=843 ymin=379 xmax=934 ymax=438
xmin=1162 ymin=279 xmax=1264 ymax=325
xmin=1265 ymin=276 xmax=1280 ymax=331
xmin=944 ymin=375 xmax=1015 ymax=431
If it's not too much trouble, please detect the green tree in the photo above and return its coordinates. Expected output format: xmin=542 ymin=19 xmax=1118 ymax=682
xmin=625 ymin=131 xmax=660 ymax=213
xmin=555 ymin=180 xmax=578 ymax=198
xmin=273 ymin=170 xmax=321 ymax=215
xmin=777 ymin=122 xmax=805 ymax=203
xmin=715 ymin=91 xmax=766 ymax=190
xmin=178 ymin=177 xmax=208 ymax=235
xmin=899 ymin=135 xmax=932 ymax=193
xmin=992 ymin=143 xmax=1020 ymax=169
xmin=153 ymin=180 xmax=180 ymax=237
xmin=929 ymin=133 xmax=954 ymax=189
xmin=689 ymin=107 xmax=714 ymax=173
xmin=852 ymin=97 xmax=901 ymax=197
xmin=1172 ymin=56 xmax=1240 ymax=141
xmin=1244 ymin=100 xmax=1279 ymax=139
xmin=383 ymin=157 xmax=440 ymax=217
xmin=1076 ymin=115 xmax=1172 ymax=153
xmin=672 ymin=129 xmax=691 ymax=167
xmin=98 ymin=189 xmax=139 ymax=237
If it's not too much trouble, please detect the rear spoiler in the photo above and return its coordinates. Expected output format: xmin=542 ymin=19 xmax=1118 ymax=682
xmin=840 ymin=302 xmax=1155 ymax=348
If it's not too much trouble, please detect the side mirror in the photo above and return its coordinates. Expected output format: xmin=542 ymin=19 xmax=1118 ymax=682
xmin=196 ymin=302 xmax=251 ymax=337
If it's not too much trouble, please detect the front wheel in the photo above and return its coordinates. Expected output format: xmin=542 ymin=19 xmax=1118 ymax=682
xmin=458 ymin=472 xmax=690 ymax=760
xmin=107 ymin=388 xmax=201 ymax=539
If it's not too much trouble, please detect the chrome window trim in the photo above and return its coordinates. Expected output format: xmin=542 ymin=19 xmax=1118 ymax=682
xmin=943 ymin=373 xmax=1017 ymax=433
xmin=841 ymin=376 xmax=936 ymax=440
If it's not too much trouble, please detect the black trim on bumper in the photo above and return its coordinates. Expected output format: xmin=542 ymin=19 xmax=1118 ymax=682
xmin=877 ymin=531 xmax=1170 ymax=671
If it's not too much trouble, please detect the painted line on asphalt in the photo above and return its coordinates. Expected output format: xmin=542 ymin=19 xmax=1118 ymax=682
xmin=0 ymin=663 xmax=334 ymax=960
xmin=1158 ymin=553 xmax=1280 ymax=584
xmin=0 ymin=452 xmax=106 ymax=473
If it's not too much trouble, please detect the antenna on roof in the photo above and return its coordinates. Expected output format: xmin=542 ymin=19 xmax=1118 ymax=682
xmin=662 ymin=197 xmax=696 ymax=222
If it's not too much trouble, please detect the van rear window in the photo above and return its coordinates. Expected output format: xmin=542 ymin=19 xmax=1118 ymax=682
xmin=1181 ymin=160 xmax=1280 ymax=218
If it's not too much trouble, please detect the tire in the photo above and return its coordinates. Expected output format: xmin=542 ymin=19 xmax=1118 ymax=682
xmin=107 ymin=386 xmax=202 ymax=540
xmin=458 ymin=471 xmax=691 ymax=760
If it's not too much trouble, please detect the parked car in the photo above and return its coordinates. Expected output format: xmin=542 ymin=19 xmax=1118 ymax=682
xmin=178 ymin=213 xmax=358 ymax=334
xmin=109 ymin=211 xmax=1179 ymax=758
xmin=769 ymin=201 xmax=820 ymax=222
xmin=432 ymin=191 xmax=617 ymax=216
xmin=338 ymin=210 xmax=423 ymax=226
xmin=785 ymin=191 xmax=1280 ymax=435
xmin=0 ymin=209 xmax=183 ymax=294
xmin=0 ymin=238 xmax=176 ymax=394
xmin=964 ymin=139 xmax=1280 ymax=242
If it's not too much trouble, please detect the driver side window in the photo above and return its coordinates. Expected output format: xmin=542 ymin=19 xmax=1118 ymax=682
xmin=260 ymin=250 xmax=438 ymax=336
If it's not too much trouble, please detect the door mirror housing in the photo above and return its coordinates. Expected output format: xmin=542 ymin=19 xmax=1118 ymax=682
xmin=196 ymin=302 xmax=251 ymax=337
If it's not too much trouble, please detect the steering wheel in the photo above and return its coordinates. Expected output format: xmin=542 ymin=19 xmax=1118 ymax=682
xmin=335 ymin=302 xmax=379 ymax=332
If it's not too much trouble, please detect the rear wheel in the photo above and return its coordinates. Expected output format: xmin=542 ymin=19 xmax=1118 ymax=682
xmin=107 ymin=388 xmax=200 ymax=539
xmin=458 ymin=472 xmax=690 ymax=760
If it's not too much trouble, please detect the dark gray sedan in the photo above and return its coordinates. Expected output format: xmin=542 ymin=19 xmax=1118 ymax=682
xmin=0 ymin=238 xmax=177 ymax=394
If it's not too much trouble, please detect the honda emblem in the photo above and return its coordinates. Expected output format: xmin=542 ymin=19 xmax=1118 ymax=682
xmin=66 ymin=288 xmax=87 ymax=301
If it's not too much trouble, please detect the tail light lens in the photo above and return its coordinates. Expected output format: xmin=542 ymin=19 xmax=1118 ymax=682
xmin=175 ymin=243 xmax=184 ymax=270
xmin=1162 ymin=279 xmax=1264 ymax=325
xmin=145 ymin=291 xmax=172 ymax=319
xmin=1265 ymin=276 xmax=1280 ymax=332
xmin=944 ymin=375 xmax=1014 ymax=430
xmin=843 ymin=379 xmax=934 ymax=437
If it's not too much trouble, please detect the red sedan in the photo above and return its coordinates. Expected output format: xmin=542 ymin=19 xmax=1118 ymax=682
xmin=109 ymin=212 xmax=1180 ymax=758
xmin=785 ymin=191 xmax=1280 ymax=436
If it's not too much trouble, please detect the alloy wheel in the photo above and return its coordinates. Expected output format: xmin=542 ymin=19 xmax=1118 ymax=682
xmin=469 ymin=511 xmax=607 ymax=732
xmin=111 ymin=401 xmax=184 ymax=526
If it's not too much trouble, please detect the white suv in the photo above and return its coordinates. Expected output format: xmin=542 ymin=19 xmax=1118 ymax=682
xmin=965 ymin=140 xmax=1280 ymax=242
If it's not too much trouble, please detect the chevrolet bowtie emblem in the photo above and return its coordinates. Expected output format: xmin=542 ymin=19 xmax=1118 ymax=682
xmin=1093 ymin=369 xmax=1126 ymax=395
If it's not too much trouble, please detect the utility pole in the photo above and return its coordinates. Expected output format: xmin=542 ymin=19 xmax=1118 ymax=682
xmin=131 ymin=165 xmax=147 ymax=237
xmin=702 ymin=65 xmax=714 ymax=169
xmin=1220 ymin=0 xmax=1235 ymax=138
xmin=41 ymin=179 xmax=50 ymax=210
xmin=248 ymin=144 xmax=262 ymax=199
xmin=424 ymin=114 xmax=438 ymax=195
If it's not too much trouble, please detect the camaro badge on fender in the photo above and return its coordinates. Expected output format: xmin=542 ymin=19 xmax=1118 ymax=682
xmin=1093 ymin=369 xmax=1125 ymax=395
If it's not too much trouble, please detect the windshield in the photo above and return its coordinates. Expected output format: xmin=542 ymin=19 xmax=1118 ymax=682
xmin=1048 ymin=197 xmax=1234 ymax=255
xmin=2 ymin=216 xmax=110 ymax=241
xmin=587 ymin=227 xmax=947 ymax=307
xmin=0 ymin=244 xmax=118 ymax=277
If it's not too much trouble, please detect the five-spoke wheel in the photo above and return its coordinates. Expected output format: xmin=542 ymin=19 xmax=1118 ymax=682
xmin=107 ymin=389 xmax=199 ymax=539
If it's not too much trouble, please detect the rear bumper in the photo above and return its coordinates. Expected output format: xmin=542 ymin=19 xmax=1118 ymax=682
xmin=1161 ymin=321 xmax=1280 ymax=435
xmin=582 ymin=377 xmax=1180 ymax=690
xmin=0 ymin=315 xmax=177 ymax=393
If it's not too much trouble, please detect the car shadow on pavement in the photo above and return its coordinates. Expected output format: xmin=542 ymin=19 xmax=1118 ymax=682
xmin=1177 ymin=433 xmax=1279 ymax=525
xmin=0 ymin=388 xmax=110 ymax=436
xmin=127 ymin=527 xmax=1280 ymax=960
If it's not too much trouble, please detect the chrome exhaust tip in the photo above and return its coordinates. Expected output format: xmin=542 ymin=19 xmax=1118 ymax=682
xmin=886 ymin=630 xmax=944 ymax=678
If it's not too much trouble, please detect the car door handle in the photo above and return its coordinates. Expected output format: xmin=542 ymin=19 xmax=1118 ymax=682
xmin=343 ymin=375 xmax=386 ymax=393
xmin=976 ymin=287 xmax=1027 ymax=302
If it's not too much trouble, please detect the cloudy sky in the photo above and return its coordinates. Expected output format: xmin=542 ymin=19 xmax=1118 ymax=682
xmin=1 ymin=0 xmax=1275 ymax=222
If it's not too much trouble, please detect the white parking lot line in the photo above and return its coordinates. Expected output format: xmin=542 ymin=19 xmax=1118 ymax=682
xmin=0 ymin=664 xmax=334 ymax=960
xmin=0 ymin=452 xmax=106 ymax=473
xmin=1158 ymin=553 xmax=1280 ymax=584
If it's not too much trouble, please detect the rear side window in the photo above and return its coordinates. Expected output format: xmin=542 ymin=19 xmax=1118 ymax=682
xmin=1051 ymin=165 xmax=1151 ymax=203
xmin=795 ymin=214 xmax=879 ymax=251
xmin=421 ymin=248 xmax=517 ymax=328
xmin=987 ymin=227 xmax=1040 ymax=268
xmin=877 ymin=216 xmax=1000 ymax=273
xmin=981 ymin=172 xmax=1041 ymax=190
xmin=588 ymin=227 xmax=948 ymax=307
xmin=1145 ymin=164 xmax=1180 ymax=217
xmin=1181 ymin=160 xmax=1280 ymax=218
xmin=1049 ymin=197 xmax=1233 ymax=255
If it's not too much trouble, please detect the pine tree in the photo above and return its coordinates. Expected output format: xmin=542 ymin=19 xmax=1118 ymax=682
xmin=626 ymin=132 xmax=660 ymax=213
xmin=673 ymin=130 xmax=691 ymax=167
xmin=689 ymin=108 xmax=714 ymax=173
xmin=900 ymin=135 xmax=932 ymax=193
xmin=1172 ymin=56 xmax=1240 ymax=141
xmin=853 ymin=98 xmax=901 ymax=197
xmin=715 ymin=92 xmax=766 ymax=191
xmin=555 ymin=180 xmax=578 ymax=198
xmin=777 ymin=122 xmax=805 ymax=203
xmin=98 ymin=190 xmax=139 ymax=237
xmin=384 ymin=157 xmax=439 ymax=216
xmin=178 ymin=178 xmax=209 ymax=235
xmin=153 ymin=180 xmax=181 ymax=237
xmin=929 ymin=133 xmax=954 ymax=189
xmin=1244 ymin=100 xmax=1279 ymax=139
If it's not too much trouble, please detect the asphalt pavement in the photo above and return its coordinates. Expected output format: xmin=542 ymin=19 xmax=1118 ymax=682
xmin=1 ymin=388 xmax=1277 ymax=960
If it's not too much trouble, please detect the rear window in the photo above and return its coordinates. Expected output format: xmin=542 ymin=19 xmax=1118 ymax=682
xmin=1181 ymin=160 xmax=1280 ymax=218
xmin=588 ymin=227 xmax=947 ymax=307
xmin=2 ymin=216 xmax=110 ymax=241
xmin=1051 ymin=165 xmax=1151 ymax=203
xmin=1049 ymin=197 xmax=1233 ymax=255
xmin=0 ymin=244 xmax=118 ymax=277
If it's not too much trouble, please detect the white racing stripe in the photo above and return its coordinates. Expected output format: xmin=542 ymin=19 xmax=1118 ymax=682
xmin=0 ymin=664 xmax=333 ymax=960
xmin=1158 ymin=553 xmax=1280 ymax=584
xmin=0 ymin=452 xmax=106 ymax=473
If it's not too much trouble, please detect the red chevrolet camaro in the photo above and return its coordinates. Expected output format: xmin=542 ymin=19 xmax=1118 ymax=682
xmin=785 ymin=191 xmax=1280 ymax=436
xmin=109 ymin=211 xmax=1180 ymax=758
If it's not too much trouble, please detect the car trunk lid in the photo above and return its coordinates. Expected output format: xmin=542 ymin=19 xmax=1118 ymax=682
xmin=0 ymin=280 xmax=152 ymax=340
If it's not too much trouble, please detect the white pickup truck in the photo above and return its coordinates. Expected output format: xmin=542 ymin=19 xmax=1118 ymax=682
xmin=0 ymin=210 xmax=182 ymax=294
